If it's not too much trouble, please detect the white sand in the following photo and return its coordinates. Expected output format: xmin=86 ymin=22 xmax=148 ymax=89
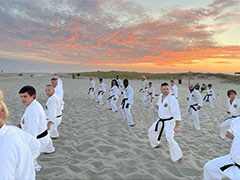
xmin=1 ymin=73 xmax=239 ymax=180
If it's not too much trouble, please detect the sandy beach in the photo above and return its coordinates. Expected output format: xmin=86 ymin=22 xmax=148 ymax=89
xmin=1 ymin=73 xmax=240 ymax=180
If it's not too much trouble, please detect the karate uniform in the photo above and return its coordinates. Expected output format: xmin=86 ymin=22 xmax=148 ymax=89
xmin=186 ymin=89 xmax=203 ymax=130
xmin=88 ymin=80 xmax=96 ymax=100
xmin=0 ymin=125 xmax=40 ymax=180
xmin=148 ymin=94 xmax=183 ymax=162
xmin=204 ymin=117 xmax=240 ymax=180
xmin=97 ymin=82 xmax=106 ymax=105
xmin=220 ymin=98 xmax=240 ymax=139
xmin=55 ymin=78 xmax=64 ymax=111
xmin=119 ymin=85 xmax=134 ymax=126
xmin=116 ymin=78 xmax=123 ymax=88
xmin=144 ymin=86 xmax=155 ymax=110
xmin=45 ymin=93 xmax=62 ymax=138
xmin=140 ymin=79 xmax=148 ymax=102
xmin=21 ymin=99 xmax=55 ymax=171
xmin=108 ymin=85 xmax=120 ymax=112
xmin=203 ymin=88 xmax=215 ymax=108
xmin=170 ymin=84 xmax=178 ymax=99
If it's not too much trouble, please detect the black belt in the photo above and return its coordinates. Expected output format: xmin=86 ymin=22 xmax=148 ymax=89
xmin=203 ymin=94 xmax=212 ymax=102
xmin=88 ymin=88 xmax=93 ymax=94
xmin=108 ymin=95 xmax=114 ymax=100
xmin=56 ymin=114 xmax=62 ymax=118
xmin=155 ymin=117 xmax=174 ymax=141
xmin=189 ymin=103 xmax=198 ymax=111
xmin=98 ymin=90 xmax=103 ymax=95
xmin=139 ymin=88 xmax=143 ymax=92
xmin=121 ymin=98 xmax=128 ymax=109
xmin=224 ymin=115 xmax=240 ymax=121
xmin=220 ymin=162 xmax=240 ymax=171
xmin=37 ymin=129 xmax=48 ymax=139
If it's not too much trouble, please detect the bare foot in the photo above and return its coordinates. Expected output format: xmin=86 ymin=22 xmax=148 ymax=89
xmin=177 ymin=157 xmax=184 ymax=163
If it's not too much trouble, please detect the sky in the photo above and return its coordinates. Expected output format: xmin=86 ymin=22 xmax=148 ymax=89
xmin=0 ymin=0 xmax=240 ymax=73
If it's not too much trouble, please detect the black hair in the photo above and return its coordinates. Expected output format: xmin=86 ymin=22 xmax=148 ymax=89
xmin=227 ymin=89 xmax=237 ymax=97
xmin=111 ymin=79 xmax=119 ymax=88
xmin=99 ymin=78 xmax=103 ymax=81
xmin=161 ymin=82 xmax=169 ymax=87
xmin=19 ymin=85 xmax=36 ymax=97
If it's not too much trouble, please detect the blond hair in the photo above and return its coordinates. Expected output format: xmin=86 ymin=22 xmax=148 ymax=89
xmin=0 ymin=91 xmax=9 ymax=121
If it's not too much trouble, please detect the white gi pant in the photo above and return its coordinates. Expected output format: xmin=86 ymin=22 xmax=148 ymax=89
xmin=89 ymin=90 xmax=94 ymax=100
xmin=108 ymin=97 xmax=118 ymax=112
xmin=141 ymin=90 xmax=146 ymax=102
xmin=204 ymin=95 xmax=214 ymax=108
xmin=186 ymin=107 xmax=200 ymax=130
xmin=119 ymin=105 xmax=134 ymax=126
xmin=144 ymin=95 xmax=154 ymax=109
xmin=97 ymin=93 xmax=104 ymax=105
xmin=49 ymin=116 xmax=62 ymax=138
xmin=148 ymin=120 xmax=183 ymax=162
xmin=220 ymin=118 xmax=233 ymax=140
xmin=204 ymin=154 xmax=240 ymax=180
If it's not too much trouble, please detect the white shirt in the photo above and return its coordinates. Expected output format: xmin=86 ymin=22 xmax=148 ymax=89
xmin=170 ymin=84 xmax=178 ymax=98
xmin=123 ymin=85 xmax=133 ymax=105
xmin=116 ymin=79 xmax=122 ymax=87
xmin=21 ymin=99 xmax=47 ymax=138
xmin=0 ymin=125 xmax=40 ymax=180
xmin=141 ymin=80 xmax=148 ymax=91
xmin=157 ymin=94 xmax=181 ymax=121
xmin=99 ymin=82 xmax=106 ymax=93
xmin=148 ymin=86 xmax=155 ymax=97
xmin=45 ymin=93 xmax=62 ymax=123
xmin=228 ymin=98 xmax=240 ymax=117
xmin=109 ymin=85 xmax=120 ymax=98
xmin=207 ymin=88 xmax=215 ymax=99
xmin=188 ymin=89 xmax=203 ymax=107
xmin=89 ymin=80 xmax=96 ymax=89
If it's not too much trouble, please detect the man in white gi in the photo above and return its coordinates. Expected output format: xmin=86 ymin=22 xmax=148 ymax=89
xmin=45 ymin=84 xmax=62 ymax=139
xmin=88 ymin=77 xmax=96 ymax=100
xmin=203 ymin=84 xmax=215 ymax=108
xmin=0 ymin=90 xmax=41 ymax=180
xmin=170 ymin=80 xmax=178 ymax=99
xmin=97 ymin=78 xmax=107 ymax=105
xmin=204 ymin=117 xmax=240 ymax=180
xmin=51 ymin=77 xmax=64 ymax=111
xmin=108 ymin=79 xmax=120 ymax=112
xmin=139 ymin=76 xmax=148 ymax=102
xmin=186 ymin=84 xmax=203 ymax=130
xmin=148 ymin=82 xmax=183 ymax=163
xmin=119 ymin=79 xmax=135 ymax=127
xmin=144 ymin=82 xmax=155 ymax=110
xmin=17 ymin=86 xmax=55 ymax=172
xmin=220 ymin=89 xmax=240 ymax=140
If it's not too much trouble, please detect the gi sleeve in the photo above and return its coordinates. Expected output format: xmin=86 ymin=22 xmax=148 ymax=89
xmin=170 ymin=97 xmax=181 ymax=121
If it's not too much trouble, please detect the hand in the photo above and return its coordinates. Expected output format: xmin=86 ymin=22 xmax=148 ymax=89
xmin=47 ymin=121 xmax=53 ymax=130
xmin=227 ymin=111 xmax=231 ymax=114
xmin=154 ymin=104 xmax=159 ymax=109
xmin=174 ymin=126 xmax=180 ymax=133
xmin=197 ymin=106 xmax=201 ymax=110
xmin=174 ymin=121 xmax=180 ymax=133
xmin=126 ymin=103 xmax=129 ymax=108
xmin=226 ymin=131 xmax=234 ymax=140
xmin=16 ymin=123 xmax=21 ymax=128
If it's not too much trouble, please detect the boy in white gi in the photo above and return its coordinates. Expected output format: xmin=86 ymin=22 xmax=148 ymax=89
xmin=0 ymin=91 xmax=40 ymax=180
xmin=17 ymin=86 xmax=55 ymax=172
xmin=204 ymin=117 xmax=240 ymax=180
xmin=144 ymin=82 xmax=155 ymax=110
xmin=203 ymin=84 xmax=215 ymax=108
xmin=108 ymin=79 xmax=120 ymax=112
xmin=45 ymin=84 xmax=62 ymax=139
xmin=139 ymin=76 xmax=148 ymax=102
xmin=170 ymin=80 xmax=178 ymax=99
xmin=119 ymin=79 xmax=135 ymax=126
xmin=97 ymin=78 xmax=106 ymax=105
xmin=148 ymin=83 xmax=183 ymax=163
xmin=88 ymin=77 xmax=96 ymax=100
xmin=186 ymin=84 xmax=203 ymax=130
xmin=220 ymin=89 xmax=240 ymax=140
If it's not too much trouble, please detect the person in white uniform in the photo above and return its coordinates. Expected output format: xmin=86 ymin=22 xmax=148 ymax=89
xmin=220 ymin=89 xmax=240 ymax=140
xmin=108 ymin=79 xmax=120 ymax=112
xmin=144 ymin=82 xmax=155 ymax=110
xmin=204 ymin=116 xmax=240 ymax=180
xmin=203 ymin=84 xmax=215 ymax=108
xmin=51 ymin=76 xmax=64 ymax=111
xmin=116 ymin=75 xmax=123 ymax=88
xmin=97 ymin=78 xmax=107 ymax=105
xmin=186 ymin=84 xmax=203 ymax=130
xmin=0 ymin=90 xmax=41 ymax=180
xmin=170 ymin=80 xmax=178 ymax=99
xmin=45 ymin=84 xmax=62 ymax=139
xmin=88 ymin=77 xmax=96 ymax=100
xmin=17 ymin=86 xmax=55 ymax=172
xmin=148 ymin=82 xmax=183 ymax=163
xmin=139 ymin=76 xmax=148 ymax=102
xmin=119 ymin=79 xmax=135 ymax=126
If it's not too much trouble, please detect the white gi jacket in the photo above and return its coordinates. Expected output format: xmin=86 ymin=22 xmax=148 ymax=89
xmin=207 ymin=88 xmax=215 ymax=99
xmin=123 ymin=85 xmax=133 ymax=105
xmin=99 ymin=82 xmax=106 ymax=93
xmin=109 ymin=85 xmax=120 ymax=98
xmin=188 ymin=89 xmax=203 ymax=109
xmin=89 ymin=80 xmax=96 ymax=89
xmin=170 ymin=84 xmax=178 ymax=98
xmin=228 ymin=98 xmax=240 ymax=117
xmin=45 ymin=93 xmax=61 ymax=124
xmin=141 ymin=80 xmax=148 ymax=92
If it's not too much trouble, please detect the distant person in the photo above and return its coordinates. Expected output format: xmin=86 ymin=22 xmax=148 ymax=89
xmin=51 ymin=75 xmax=64 ymax=111
xmin=108 ymin=79 xmax=120 ymax=112
xmin=88 ymin=77 xmax=96 ymax=100
xmin=0 ymin=90 xmax=41 ymax=180
xmin=220 ymin=89 xmax=240 ymax=141
xmin=139 ymin=76 xmax=148 ymax=102
xmin=97 ymin=78 xmax=107 ymax=105
xmin=119 ymin=79 xmax=135 ymax=127
xmin=144 ymin=82 xmax=155 ymax=110
xmin=203 ymin=84 xmax=215 ymax=108
xmin=186 ymin=84 xmax=203 ymax=130
xmin=170 ymin=80 xmax=178 ymax=99
xmin=116 ymin=75 xmax=123 ymax=88
xmin=201 ymin=83 xmax=207 ymax=93
xmin=194 ymin=83 xmax=200 ymax=90
xmin=77 ymin=73 xmax=80 ymax=79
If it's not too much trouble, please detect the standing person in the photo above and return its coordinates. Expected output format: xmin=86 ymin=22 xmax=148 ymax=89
xmin=139 ymin=76 xmax=148 ymax=102
xmin=88 ymin=77 xmax=96 ymax=100
xmin=45 ymin=84 xmax=62 ymax=140
xmin=201 ymin=83 xmax=207 ymax=93
xmin=116 ymin=75 xmax=123 ymax=88
xmin=220 ymin=89 xmax=240 ymax=140
xmin=51 ymin=77 xmax=64 ymax=111
xmin=0 ymin=90 xmax=41 ymax=180
xmin=148 ymin=83 xmax=183 ymax=163
xmin=17 ymin=86 xmax=55 ymax=172
xmin=144 ymin=82 xmax=155 ymax=110
xmin=119 ymin=79 xmax=135 ymax=127
xmin=203 ymin=84 xmax=215 ymax=108
xmin=108 ymin=79 xmax=120 ymax=112
xmin=97 ymin=78 xmax=107 ymax=105
xmin=204 ymin=117 xmax=240 ymax=180
xmin=186 ymin=84 xmax=203 ymax=130
xmin=170 ymin=80 xmax=178 ymax=99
